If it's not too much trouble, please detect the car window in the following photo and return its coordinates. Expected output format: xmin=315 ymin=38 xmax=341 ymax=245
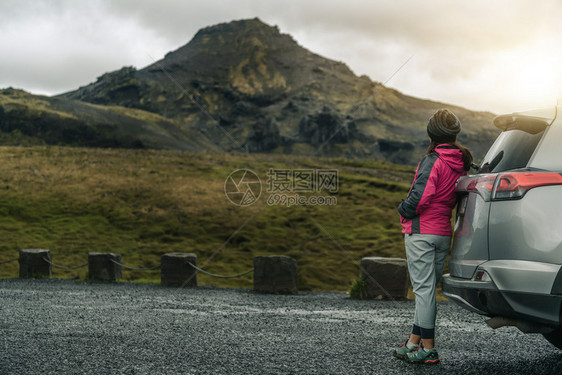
xmin=528 ymin=121 xmax=562 ymax=171
xmin=478 ymin=129 xmax=545 ymax=173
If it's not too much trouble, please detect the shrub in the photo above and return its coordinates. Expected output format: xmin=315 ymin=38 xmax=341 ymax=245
xmin=349 ymin=275 xmax=368 ymax=299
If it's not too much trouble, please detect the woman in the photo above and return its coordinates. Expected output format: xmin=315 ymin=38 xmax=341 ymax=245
xmin=393 ymin=109 xmax=473 ymax=364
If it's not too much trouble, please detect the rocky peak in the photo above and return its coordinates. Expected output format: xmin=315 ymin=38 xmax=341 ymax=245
xmin=57 ymin=18 xmax=498 ymax=164
xmin=150 ymin=18 xmax=300 ymax=73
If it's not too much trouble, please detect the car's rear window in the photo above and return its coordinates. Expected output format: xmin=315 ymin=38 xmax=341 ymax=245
xmin=478 ymin=129 xmax=545 ymax=173
xmin=528 ymin=121 xmax=562 ymax=171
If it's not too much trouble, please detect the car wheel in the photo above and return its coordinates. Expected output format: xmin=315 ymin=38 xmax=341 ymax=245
xmin=543 ymin=327 xmax=562 ymax=350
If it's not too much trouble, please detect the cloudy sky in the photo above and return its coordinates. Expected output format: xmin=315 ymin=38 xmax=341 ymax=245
xmin=1 ymin=0 xmax=561 ymax=113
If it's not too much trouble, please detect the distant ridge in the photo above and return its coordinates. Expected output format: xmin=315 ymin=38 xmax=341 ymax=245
xmin=2 ymin=18 xmax=498 ymax=163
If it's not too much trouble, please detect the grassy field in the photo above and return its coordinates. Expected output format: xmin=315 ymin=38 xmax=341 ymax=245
xmin=0 ymin=146 xmax=419 ymax=292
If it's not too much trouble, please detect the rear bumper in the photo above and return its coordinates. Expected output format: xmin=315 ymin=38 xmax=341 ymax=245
xmin=443 ymin=260 xmax=562 ymax=326
xmin=442 ymin=274 xmax=513 ymax=316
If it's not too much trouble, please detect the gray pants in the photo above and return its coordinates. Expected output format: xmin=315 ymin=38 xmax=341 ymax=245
xmin=405 ymin=234 xmax=451 ymax=330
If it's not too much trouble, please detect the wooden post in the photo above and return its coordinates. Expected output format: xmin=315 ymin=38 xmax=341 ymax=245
xmin=19 ymin=249 xmax=51 ymax=278
xmin=253 ymin=255 xmax=298 ymax=294
xmin=361 ymin=257 xmax=409 ymax=299
xmin=161 ymin=253 xmax=197 ymax=287
xmin=88 ymin=253 xmax=122 ymax=282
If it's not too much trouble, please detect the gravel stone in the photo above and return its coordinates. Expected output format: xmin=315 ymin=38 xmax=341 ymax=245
xmin=0 ymin=279 xmax=560 ymax=374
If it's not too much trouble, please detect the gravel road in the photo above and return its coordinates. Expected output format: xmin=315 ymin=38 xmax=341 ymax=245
xmin=1 ymin=279 xmax=561 ymax=375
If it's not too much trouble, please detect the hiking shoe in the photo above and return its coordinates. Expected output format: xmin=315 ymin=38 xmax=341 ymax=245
xmin=406 ymin=347 xmax=440 ymax=364
xmin=393 ymin=337 xmax=419 ymax=359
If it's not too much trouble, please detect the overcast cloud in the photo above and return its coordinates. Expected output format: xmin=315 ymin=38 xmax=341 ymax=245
xmin=1 ymin=0 xmax=561 ymax=113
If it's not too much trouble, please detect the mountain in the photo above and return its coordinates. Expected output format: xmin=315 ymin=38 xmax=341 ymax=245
xmin=4 ymin=18 xmax=498 ymax=164
xmin=0 ymin=88 xmax=219 ymax=151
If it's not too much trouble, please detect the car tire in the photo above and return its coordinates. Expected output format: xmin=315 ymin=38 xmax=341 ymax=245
xmin=543 ymin=327 xmax=562 ymax=350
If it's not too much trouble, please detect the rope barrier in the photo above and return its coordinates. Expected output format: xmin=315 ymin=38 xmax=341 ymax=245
xmin=109 ymin=259 xmax=161 ymax=271
xmin=187 ymin=262 xmax=253 ymax=279
xmin=0 ymin=258 xmax=19 ymax=265
xmin=42 ymin=257 xmax=88 ymax=270
xmin=17 ymin=256 xmax=252 ymax=278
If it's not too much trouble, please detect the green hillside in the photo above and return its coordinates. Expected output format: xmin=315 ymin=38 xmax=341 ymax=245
xmin=0 ymin=146 xmax=414 ymax=292
xmin=0 ymin=88 xmax=219 ymax=151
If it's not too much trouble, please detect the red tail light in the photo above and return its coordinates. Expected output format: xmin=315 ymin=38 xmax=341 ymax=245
xmin=459 ymin=175 xmax=497 ymax=201
xmin=465 ymin=175 xmax=496 ymax=193
xmin=457 ymin=172 xmax=562 ymax=201
xmin=493 ymin=172 xmax=562 ymax=200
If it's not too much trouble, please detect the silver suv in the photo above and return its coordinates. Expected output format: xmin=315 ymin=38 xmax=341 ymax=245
xmin=442 ymin=102 xmax=562 ymax=350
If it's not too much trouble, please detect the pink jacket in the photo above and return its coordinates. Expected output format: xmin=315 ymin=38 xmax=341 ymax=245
xmin=398 ymin=145 xmax=467 ymax=236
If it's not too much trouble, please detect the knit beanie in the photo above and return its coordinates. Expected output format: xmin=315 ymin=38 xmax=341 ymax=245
xmin=427 ymin=109 xmax=461 ymax=143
